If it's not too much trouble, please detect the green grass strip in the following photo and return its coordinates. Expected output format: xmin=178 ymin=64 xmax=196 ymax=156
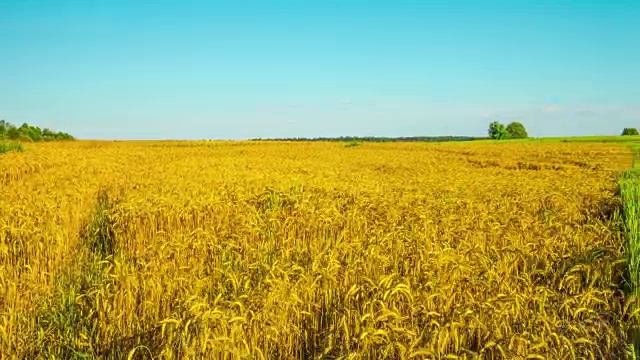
xmin=0 ymin=141 xmax=24 ymax=154
xmin=26 ymin=189 xmax=119 ymax=358
xmin=621 ymin=170 xmax=640 ymax=291
xmin=620 ymin=144 xmax=640 ymax=358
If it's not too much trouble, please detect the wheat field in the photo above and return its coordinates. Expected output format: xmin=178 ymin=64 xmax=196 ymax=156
xmin=0 ymin=140 xmax=636 ymax=359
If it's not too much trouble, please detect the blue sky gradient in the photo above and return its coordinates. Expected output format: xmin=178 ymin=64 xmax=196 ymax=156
xmin=1 ymin=0 xmax=639 ymax=139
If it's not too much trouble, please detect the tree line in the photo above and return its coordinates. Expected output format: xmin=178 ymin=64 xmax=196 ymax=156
xmin=489 ymin=121 xmax=640 ymax=139
xmin=0 ymin=120 xmax=74 ymax=141
xmin=250 ymin=136 xmax=484 ymax=142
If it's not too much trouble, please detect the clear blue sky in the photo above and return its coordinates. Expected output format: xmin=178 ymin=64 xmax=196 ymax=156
xmin=1 ymin=0 xmax=639 ymax=139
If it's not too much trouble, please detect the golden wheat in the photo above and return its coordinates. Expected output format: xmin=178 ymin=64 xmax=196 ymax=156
xmin=0 ymin=140 xmax=634 ymax=359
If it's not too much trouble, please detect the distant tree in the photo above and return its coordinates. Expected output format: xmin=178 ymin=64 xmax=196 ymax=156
xmin=42 ymin=128 xmax=55 ymax=140
xmin=7 ymin=127 xmax=20 ymax=140
xmin=54 ymin=132 xmax=74 ymax=140
xmin=27 ymin=126 xmax=42 ymax=141
xmin=2 ymin=121 xmax=15 ymax=131
xmin=506 ymin=122 xmax=528 ymax=139
xmin=488 ymin=121 xmax=509 ymax=140
xmin=0 ymin=121 xmax=74 ymax=142
xmin=31 ymin=126 xmax=42 ymax=138
xmin=622 ymin=128 xmax=639 ymax=136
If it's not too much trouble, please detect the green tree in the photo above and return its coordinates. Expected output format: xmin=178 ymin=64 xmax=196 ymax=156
xmin=0 ymin=120 xmax=74 ymax=142
xmin=28 ymin=126 xmax=42 ymax=141
xmin=622 ymin=128 xmax=639 ymax=136
xmin=488 ymin=121 xmax=509 ymax=140
xmin=54 ymin=132 xmax=73 ymax=140
xmin=7 ymin=127 xmax=20 ymax=140
xmin=42 ymin=128 xmax=55 ymax=140
xmin=506 ymin=122 xmax=528 ymax=139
